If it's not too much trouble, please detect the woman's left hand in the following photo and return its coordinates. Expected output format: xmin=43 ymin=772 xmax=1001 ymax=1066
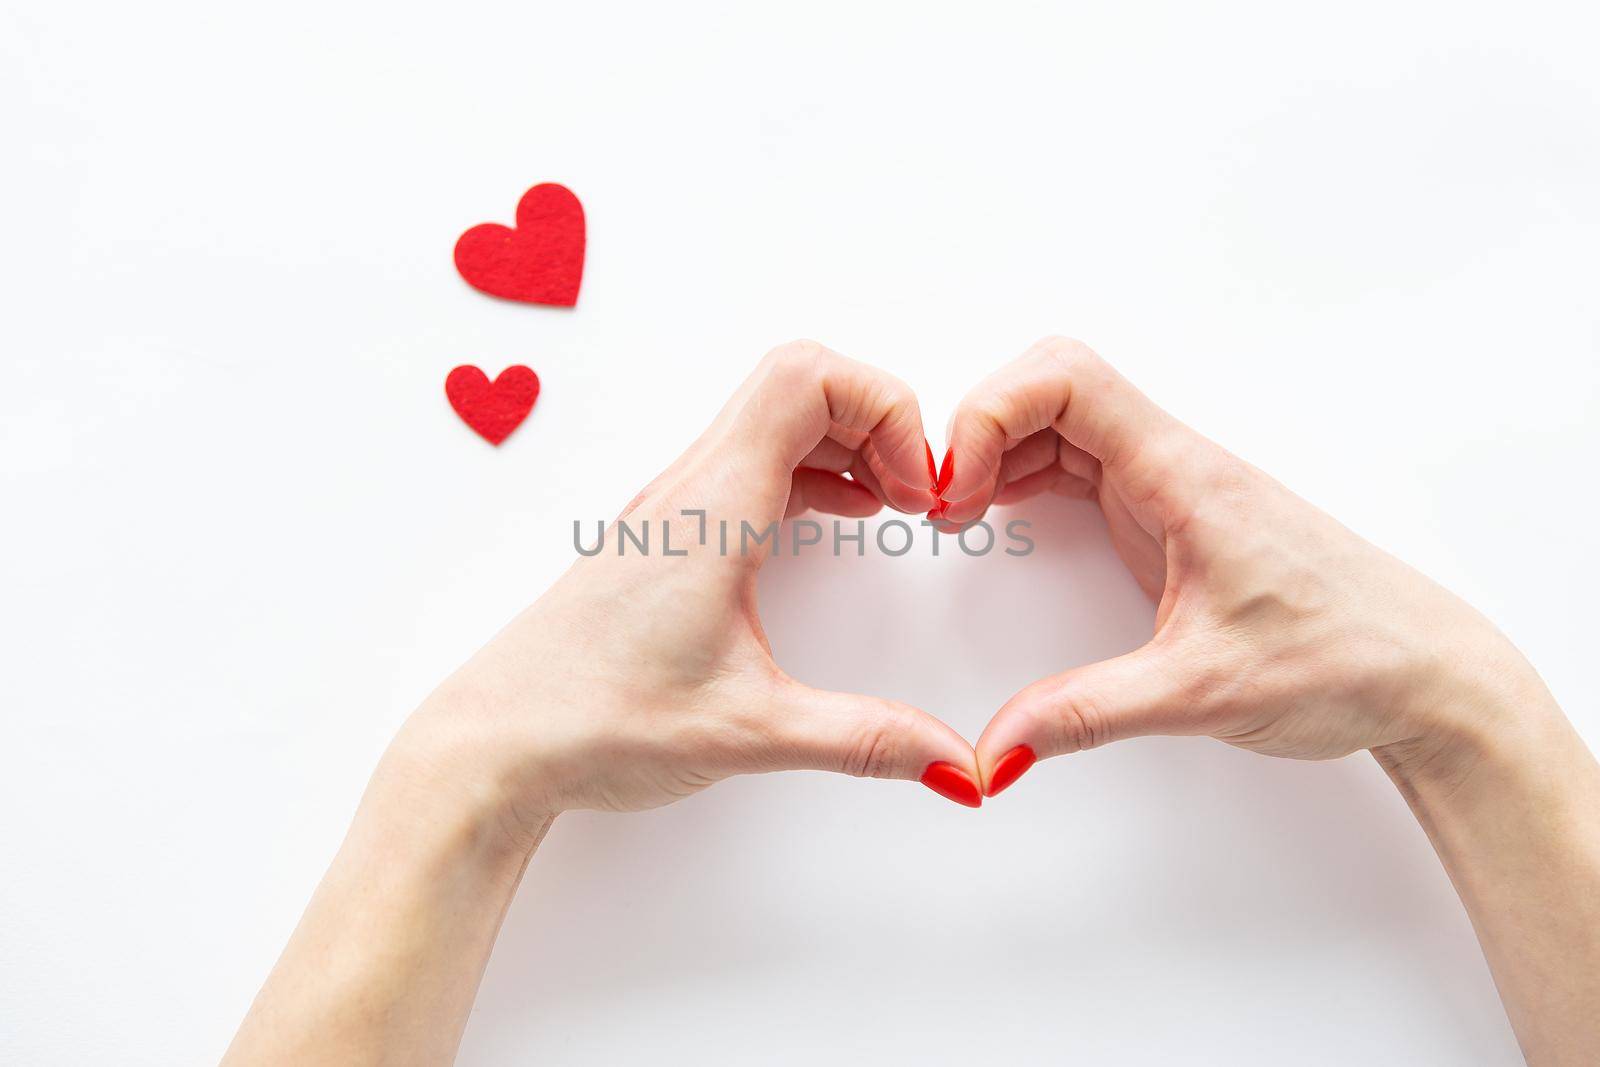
xmin=400 ymin=340 xmax=984 ymax=848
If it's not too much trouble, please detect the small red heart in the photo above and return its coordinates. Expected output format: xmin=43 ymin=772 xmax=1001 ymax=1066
xmin=446 ymin=365 xmax=541 ymax=446
xmin=453 ymin=183 xmax=585 ymax=306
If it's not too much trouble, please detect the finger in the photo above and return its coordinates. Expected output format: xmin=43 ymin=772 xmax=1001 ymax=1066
xmin=799 ymin=433 xmax=923 ymax=513
xmin=845 ymin=455 xmax=889 ymax=504
xmin=1058 ymin=439 xmax=1101 ymax=484
xmin=940 ymin=430 xmax=1070 ymax=521
xmin=1048 ymin=473 xmax=1098 ymax=501
xmin=621 ymin=414 xmax=873 ymax=525
xmin=992 ymin=465 xmax=1068 ymax=504
xmin=798 ymin=437 xmax=857 ymax=474
xmin=998 ymin=428 xmax=1062 ymax=485
xmin=723 ymin=341 xmax=939 ymax=515
xmin=989 ymin=464 xmax=1097 ymax=505
xmin=974 ymin=642 xmax=1195 ymax=797
xmin=939 ymin=336 xmax=1187 ymax=525
xmin=785 ymin=469 xmax=882 ymax=518
xmin=758 ymin=684 xmax=984 ymax=808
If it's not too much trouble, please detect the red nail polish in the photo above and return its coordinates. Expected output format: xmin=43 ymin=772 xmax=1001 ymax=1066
xmin=987 ymin=745 xmax=1036 ymax=797
xmin=921 ymin=761 xmax=982 ymax=808
xmin=936 ymin=449 xmax=955 ymax=496
xmin=924 ymin=440 xmax=939 ymax=490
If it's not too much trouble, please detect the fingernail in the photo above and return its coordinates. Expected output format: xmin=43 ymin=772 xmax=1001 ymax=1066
xmin=924 ymin=440 xmax=939 ymax=490
xmin=935 ymin=449 xmax=955 ymax=496
xmin=921 ymin=761 xmax=982 ymax=808
xmin=986 ymin=745 xmax=1037 ymax=797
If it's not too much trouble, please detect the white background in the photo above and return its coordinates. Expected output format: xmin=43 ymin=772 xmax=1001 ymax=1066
xmin=3 ymin=1 xmax=1597 ymax=1063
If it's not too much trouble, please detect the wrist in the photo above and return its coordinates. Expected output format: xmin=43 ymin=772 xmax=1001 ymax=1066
xmin=375 ymin=706 xmax=557 ymax=868
xmin=1375 ymin=629 xmax=1566 ymax=801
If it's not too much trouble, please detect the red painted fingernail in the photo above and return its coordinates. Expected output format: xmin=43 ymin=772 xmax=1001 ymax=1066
xmin=924 ymin=440 xmax=939 ymax=490
xmin=987 ymin=745 xmax=1037 ymax=797
xmin=935 ymin=449 xmax=955 ymax=496
xmin=921 ymin=761 xmax=982 ymax=808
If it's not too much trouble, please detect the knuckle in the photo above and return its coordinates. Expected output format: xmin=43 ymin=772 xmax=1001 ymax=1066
xmin=1032 ymin=335 xmax=1100 ymax=375
xmin=883 ymin=373 xmax=919 ymax=416
xmin=1051 ymin=682 xmax=1108 ymax=754
xmin=971 ymin=390 xmax=1011 ymax=432
xmin=839 ymin=700 xmax=910 ymax=778
xmin=1201 ymin=451 xmax=1258 ymax=513
xmin=952 ymin=378 xmax=1013 ymax=441
xmin=1156 ymin=442 xmax=1257 ymax=537
xmin=763 ymin=339 xmax=829 ymax=381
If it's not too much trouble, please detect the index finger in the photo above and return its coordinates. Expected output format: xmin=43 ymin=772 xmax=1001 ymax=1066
xmin=717 ymin=340 xmax=940 ymax=516
xmin=937 ymin=336 xmax=1183 ymax=525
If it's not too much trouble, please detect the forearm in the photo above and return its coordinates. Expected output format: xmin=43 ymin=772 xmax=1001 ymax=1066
xmin=223 ymin=721 xmax=545 ymax=1067
xmin=1376 ymin=666 xmax=1600 ymax=1066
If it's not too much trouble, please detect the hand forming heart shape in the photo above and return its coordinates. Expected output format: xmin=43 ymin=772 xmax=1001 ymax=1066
xmin=233 ymin=332 xmax=1595 ymax=1065
xmin=410 ymin=335 xmax=1490 ymax=824
xmin=233 ymin=284 xmax=1600 ymax=1067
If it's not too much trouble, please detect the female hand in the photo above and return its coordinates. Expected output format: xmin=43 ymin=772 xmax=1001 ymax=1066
xmin=400 ymin=340 xmax=983 ymax=841
xmin=936 ymin=337 xmax=1600 ymax=1064
xmin=225 ymin=343 xmax=982 ymax=1067
xmin=934 ymin=336 xmax=1562 ymax=789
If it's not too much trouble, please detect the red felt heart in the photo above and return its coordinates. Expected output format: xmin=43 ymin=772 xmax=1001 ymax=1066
xmin=453 ymin=183 xmax=585 ymax=306
xmin=446 ymin=365 xmax=541 ymax=445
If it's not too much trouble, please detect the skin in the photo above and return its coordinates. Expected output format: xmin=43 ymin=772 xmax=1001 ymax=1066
xmin=943 ymin=337 xmax=1600 ymax=1066
xmin=223 ymin=338 xmax=1600 ymax=1066
xmin=222 ymin=343 xmax=973 ymax=1065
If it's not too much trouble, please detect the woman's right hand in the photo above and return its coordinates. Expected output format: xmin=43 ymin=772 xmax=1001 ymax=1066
xmin=935 ymin=336 xmax=1564 ymax=793
xmin=938 ymin=337 xmax=1600 ymax=1065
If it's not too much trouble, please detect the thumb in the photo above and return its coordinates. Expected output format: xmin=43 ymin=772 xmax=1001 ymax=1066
xmin=975 ymin=642 xmax=1195 ymax=797
xmin=758 ymin=682 xmax=984 ymax=808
